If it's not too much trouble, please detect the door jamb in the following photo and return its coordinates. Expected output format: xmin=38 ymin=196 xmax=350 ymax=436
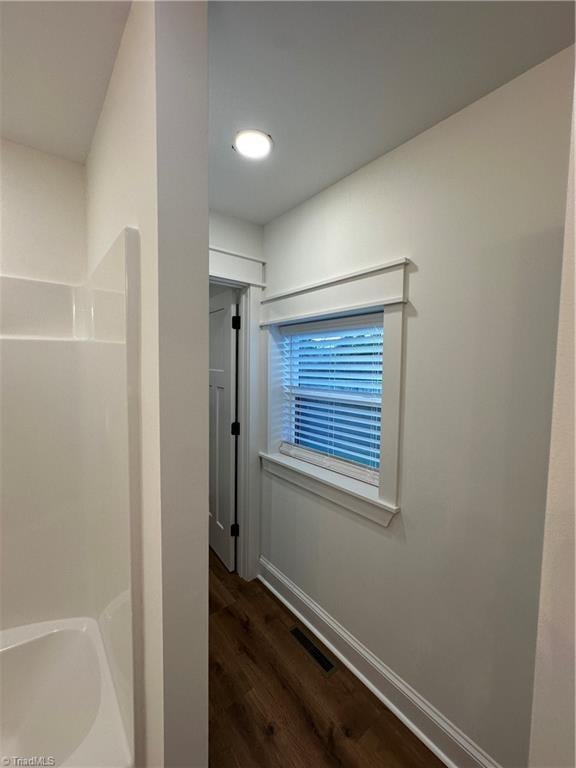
xmin=210 ymin=277 xmax=262 ymax=580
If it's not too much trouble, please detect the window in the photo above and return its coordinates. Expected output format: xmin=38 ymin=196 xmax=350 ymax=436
xmin=278 ymin=314 xmax=384 ymax=485
xmin=262 ymin=261 xmax=406 ymax=520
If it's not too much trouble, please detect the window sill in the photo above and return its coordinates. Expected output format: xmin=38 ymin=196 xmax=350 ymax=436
xmin=259 ymin=451 xmax=399 ymax=528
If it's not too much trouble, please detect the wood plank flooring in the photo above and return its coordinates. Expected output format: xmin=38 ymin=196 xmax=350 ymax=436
xmin=209 ymin=550 xmax=445 ymax=768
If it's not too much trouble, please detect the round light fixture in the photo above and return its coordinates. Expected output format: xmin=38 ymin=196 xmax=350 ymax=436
xmin=233 ymin=129 xmax=273 ymax=160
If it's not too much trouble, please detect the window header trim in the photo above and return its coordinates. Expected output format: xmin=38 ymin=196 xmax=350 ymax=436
xmin=278 ymin=311 xmax=384 ymax=335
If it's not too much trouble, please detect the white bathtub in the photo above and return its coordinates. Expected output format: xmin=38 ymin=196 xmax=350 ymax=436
xmin=0 ymin=618 xmax=132 ymax=767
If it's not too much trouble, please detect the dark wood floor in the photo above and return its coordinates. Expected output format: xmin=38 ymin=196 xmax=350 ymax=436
xmin=209 ymin=550 xmax=445 ymax=768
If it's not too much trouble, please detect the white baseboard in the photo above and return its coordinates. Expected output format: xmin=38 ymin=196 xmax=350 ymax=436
xmin=258 ymin=556 xmax=501 ymax=768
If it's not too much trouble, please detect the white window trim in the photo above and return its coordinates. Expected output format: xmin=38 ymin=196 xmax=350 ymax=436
xmin=259 ymin=257 xmax=407 ymax=327
xmin=279 ymin=442 xmax=379 ymax=486
xmin=378 ymin=303 xmax=403 ymax=507
xmin=260 ymin=451 xmax=398 ymax=528
xmin=263 ymin=290 xmax=405 ymax=524
xmin=260 ymin=258 xmax=408 ymax=305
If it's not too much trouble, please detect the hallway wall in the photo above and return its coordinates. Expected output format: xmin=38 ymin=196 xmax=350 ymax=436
xmin=209 ymin=209 xmax=264 ymax=261
xmin=86 ymin=3 xmax=209 ymax=765
xmin=529 ymin=72 xmax=575 ymax=768
xmin=260 ymin=47 xmax=574 ymax=767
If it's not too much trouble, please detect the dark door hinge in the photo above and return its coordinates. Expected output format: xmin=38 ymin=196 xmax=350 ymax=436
xmin=230 ymin=522 xmax=240 ymax=537
xmin=231 ymin=421 xmax=240 ymax=436
xmin=232 ymin=315 xmax=241 ymax=330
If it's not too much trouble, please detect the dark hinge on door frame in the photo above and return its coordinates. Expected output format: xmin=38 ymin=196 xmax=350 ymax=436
xmin=232 ymin=305 xmax=241 ymax=562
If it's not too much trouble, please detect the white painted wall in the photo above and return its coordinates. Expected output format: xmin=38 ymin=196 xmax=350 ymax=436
xmin=261 ymin=48 xmax=573 ymax=768
xmin=86 ymin=2 xmax=208 ymax=765
xmin=86 ymin=4 xmax=163 ymax=764
xmin=0 ymin=138 xmax=86 ymax=283
xmin=155 ymin=3 xmax=208 ymax=765
xmin=209 ymin=210 xmax=265 ymax=285
xmin=209 ymin=209 xmax=263 ymax=261
xmin=529 ymin=81 xmax=575 ymax=768
xmin=1 ymin=3 xmax=208 ymax=765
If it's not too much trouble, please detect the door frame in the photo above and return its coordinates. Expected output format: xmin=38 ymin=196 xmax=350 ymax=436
xmin=209 ymin=286 xmax=239 ymax=571
xmin=209 ymin=276 xmax=262 ymax=580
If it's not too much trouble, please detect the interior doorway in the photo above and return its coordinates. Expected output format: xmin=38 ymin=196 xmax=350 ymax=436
xmin=209 ymin=281 xmax=241 ymax=571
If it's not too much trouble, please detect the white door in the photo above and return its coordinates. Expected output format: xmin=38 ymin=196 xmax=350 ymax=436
xmin=209 ymin=287 xmax=238 ymax=571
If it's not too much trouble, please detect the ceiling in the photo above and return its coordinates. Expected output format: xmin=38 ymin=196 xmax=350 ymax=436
xmin=1 ymin=1 xmax=130 ymax=161
xmin=209 ymin=1 xmax=574 ymax=224
xmin=1 ymin=2 xmax=572 ymax=221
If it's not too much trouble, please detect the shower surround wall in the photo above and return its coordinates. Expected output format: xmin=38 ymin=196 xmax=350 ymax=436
xmin=0 ymin=138 xmax=134 ymax=750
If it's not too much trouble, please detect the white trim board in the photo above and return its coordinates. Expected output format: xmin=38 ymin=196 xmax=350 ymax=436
xmin=260 ymin=451 xmax=398 ymax=527
xmin=261 ymin=258 xmax=409 ymax=303
xmin=211 ymin=274 xmax=266 ymax=289
xmin=258 ymin=557 xmax=502 ymax=768
xmin=259 ymin=297 xmax=405 ymax=328
xmin=209 ymin=245 xmax=266 ymax=265
xmin=260 ymin=259 xmax=407 ymax=327
xmin=209 ymin=248 xmax=265 ymax=287
xmin=236 ymin=285 xmax=264 ymax=580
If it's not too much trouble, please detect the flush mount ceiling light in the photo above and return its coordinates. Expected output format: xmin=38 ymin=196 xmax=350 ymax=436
xmin=233 ymin=129 xmax=273 ymax=160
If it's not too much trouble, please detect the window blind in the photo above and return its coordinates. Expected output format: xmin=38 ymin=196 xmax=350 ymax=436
xmin=280 ymin=315 xmax=383 ymax=474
